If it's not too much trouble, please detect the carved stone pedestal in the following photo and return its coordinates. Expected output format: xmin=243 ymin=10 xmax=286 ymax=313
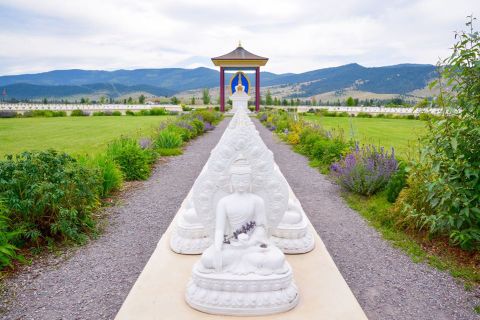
xmin=185 ymin=262 xmax=299 ymax=316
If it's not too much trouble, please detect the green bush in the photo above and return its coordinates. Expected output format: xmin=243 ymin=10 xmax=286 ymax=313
xmin=126 ymin=110 xmax=135 ymax=116
xmin=399 ymin=17 xmax=480 ymax=250
xmin=71 ymin=109 xmax=87 ymax=117
xmin=106 ymin=137 xmax=152 ymax=181
xmin=190 ymin=118 xmax=205 ymax=135
xmin=0 ymin=203 xmax=22 ymax=269
xmin=182 ymin=105 xmax=193 ymax=112
xmin=310 ymin=138 xmax=346 ymax=165
xmin=0 ymin=150 xmax=100 ymax=246
xmin=31 ymin=110 xmax=66 ymax=117
xmin=385 ymin=162 xmax=407 ymax=203
xmin=155 ymin=130 xmax=183 ymax=149
xmin=356 ymin=112 xmax=373 ymax=118
xmin=93 ymin=111 xmax=105 ymax=116
xmin=112 ymin=111 xmax=122 ymax=116
xmin=150 ymin=108 xmax=168 ymax=116
xmin=193 ymin=109 xmax=222 ymax=125
xmin=166 ymin=122 xmax=194 ymax=141
xmin=79 ymin=154 xmax=124 ymax=197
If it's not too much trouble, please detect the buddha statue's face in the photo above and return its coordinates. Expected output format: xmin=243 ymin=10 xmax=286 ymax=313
xmin=230 ymin=173 xmax=251 ymax=193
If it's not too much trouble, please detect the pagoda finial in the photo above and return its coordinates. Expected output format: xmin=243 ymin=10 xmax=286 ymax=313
xmin=238 ymin=40 xmax=242 ymax=47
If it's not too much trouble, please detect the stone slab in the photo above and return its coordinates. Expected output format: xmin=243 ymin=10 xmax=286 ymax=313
xmin=115 ymin=205 xmax=368 ymax=319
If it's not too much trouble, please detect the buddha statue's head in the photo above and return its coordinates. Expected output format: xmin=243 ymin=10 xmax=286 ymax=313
xmin=229 ymin=156 xmax=251 ymax=193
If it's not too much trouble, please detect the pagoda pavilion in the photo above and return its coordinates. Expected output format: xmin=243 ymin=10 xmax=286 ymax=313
xmin=211 ymin=43 xmax=268 ymax=112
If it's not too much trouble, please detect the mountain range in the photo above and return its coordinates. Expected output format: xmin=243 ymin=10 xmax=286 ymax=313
xmin=0 ymin=63 xmax=437 ymax=101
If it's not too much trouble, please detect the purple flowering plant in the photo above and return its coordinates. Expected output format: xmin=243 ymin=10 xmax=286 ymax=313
xmin=330 ymin=143 xmax=398 ymax=196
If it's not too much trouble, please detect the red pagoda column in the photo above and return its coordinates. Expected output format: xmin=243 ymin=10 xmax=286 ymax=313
xmin=255 ymin=67 xmax=260 ymax=112
xmin=220 ymin=67 xmax=225 ymax=112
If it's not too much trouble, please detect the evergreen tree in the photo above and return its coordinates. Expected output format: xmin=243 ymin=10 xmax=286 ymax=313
xmin=265 ymin=90 xmax=273 ymax=105
xmin=202 ymin=88 xmax=210 ymax=105
xmin=139 ymin=94 xmax=146 ymax=104
xmin=346 ymin=96 xmax=355 ymax=106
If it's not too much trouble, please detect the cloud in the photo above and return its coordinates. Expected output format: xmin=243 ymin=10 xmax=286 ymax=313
xmin=0 ymin=0 xmax=479 ymax=75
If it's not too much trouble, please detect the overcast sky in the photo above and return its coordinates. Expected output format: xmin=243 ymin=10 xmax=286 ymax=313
xmin=0 ymin=0 xmax=479 ymax=75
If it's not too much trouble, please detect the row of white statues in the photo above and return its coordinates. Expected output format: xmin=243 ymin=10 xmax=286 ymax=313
xmin=169 ymin=87 xmax=314 ymax=316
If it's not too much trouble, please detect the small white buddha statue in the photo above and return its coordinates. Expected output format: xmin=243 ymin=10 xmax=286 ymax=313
xmin=199 ymin=157 xmax=287 ymax=275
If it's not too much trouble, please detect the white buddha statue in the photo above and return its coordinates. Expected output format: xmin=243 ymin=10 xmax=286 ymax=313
xmin=198 ymin=157 xmax=287 ymax=275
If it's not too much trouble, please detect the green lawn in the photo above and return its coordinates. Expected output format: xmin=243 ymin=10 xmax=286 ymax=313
xmin=0 ymin=116 xmax=173 ymax=157
xmin=303 ymin=115 xmax=426 ymax=158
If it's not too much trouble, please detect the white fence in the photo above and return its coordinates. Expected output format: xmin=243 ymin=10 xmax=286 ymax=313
xmin=0 ymin=103 xmax=183 ymax=114
xmin=285 ymin=106 xmax=442 ymax=115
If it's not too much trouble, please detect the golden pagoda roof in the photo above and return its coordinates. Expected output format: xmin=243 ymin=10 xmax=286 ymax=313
xmin=211 ymin=44 xmax=268 ymax=67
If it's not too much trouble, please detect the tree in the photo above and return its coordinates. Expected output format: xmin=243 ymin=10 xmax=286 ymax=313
xmin=171 ymin=96 xmax=179 ymax=105
xmin=42 ymin=98 xmax=48 ymax=104
xmin=99 ymin=96 xmax=107 ymax=104
xmin=346 ymin=96 xmax=355 ymax=106
xmin=191 ymin=96 xmax=196 ymax=105
xmin=127 ymin=97 xmax=133 ymax=104
xmin=311 ymin=96 xmax=317 ymax=106
xmin=265 ymin=90 xmax=273 ymax=105
xmin=202 ymin=88 xmax=210 ymax=105
xmin=402 ymin=16 xmax=480 ymax=250
xmin=139 ymin=94 xmax=146 ymax=104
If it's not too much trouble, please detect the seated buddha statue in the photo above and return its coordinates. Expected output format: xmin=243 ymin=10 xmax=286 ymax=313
xmin=199 ymin=157 xmax=287 ymax=275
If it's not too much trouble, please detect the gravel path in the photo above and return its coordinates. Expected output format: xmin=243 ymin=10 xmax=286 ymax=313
xmin=0 ymin=119 xmax=230 ymax=320
xmin=253 ymin=118 xmax=480 ymax=320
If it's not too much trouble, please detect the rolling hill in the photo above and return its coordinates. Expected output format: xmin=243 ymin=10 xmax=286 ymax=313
xmin=0 ymin=64 xmax=438 ymax=101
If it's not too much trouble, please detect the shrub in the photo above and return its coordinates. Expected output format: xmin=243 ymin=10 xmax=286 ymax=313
xmin=32 ymin=110 xmax=53 ymax=117
xmin=0 ymin=202 xmax=23 ymax=269
xmin=155 ymin=130 xmax=183 ymax=149
xmin=182 ymin=105 xmax=193 ymax=112
xmin=0 ymin=111 xmax=17 ymax=118
xmin=126 ymin=110 xmax=135 ymax=116
xmin=399 ymin=17 xmax=480 ymax=250
xmin=310 ymin=138 xmax=346 ymax=166
xmin=150 ymin=108 xmax=167 ymax=116
xmin=53 ymin=111 xmax=67 ymax=117
xmin=193 ymin=109 xmax=222 ymax=125
xmin=112 ymin=111 xmax=122 ymax=116
xmin=356 ymin=112 xmax=373 ymax=118
xmin=106 ymin=137 xmax=152 ymax=181
xmin=330 ymin=144 xmax=398 ymax=196
xmin=190 ymin=118 xmax=205 ymax=135
xmin=78 ymin=154 xmax=123 ymax=197
xmin=138 ymin=110 xmax=151 ymax=116
xmin=93 ymin=111 xmax=105 ymax=116
xmin=165 ymin=123 xmax=192 ymax=141
xmin=0 ymin=150 xmax=100 ymax=245
xmin=385 ymin=161 xmax=407 ymax=203
xmin=71 ymin=109 xmax=87 ymax=117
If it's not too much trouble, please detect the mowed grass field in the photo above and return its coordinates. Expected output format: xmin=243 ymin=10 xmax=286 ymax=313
xmin=303 ymin=115 xmax=427 ymax=158
xmin=0 ymin=116 xmax=173 ymax=157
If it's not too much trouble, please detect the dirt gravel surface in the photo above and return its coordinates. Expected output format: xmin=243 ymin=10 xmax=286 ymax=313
xmin=253 ymin=118 xmax=480 ymax=320
xmin=0 ymin=119 xmax=230 ymax=320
